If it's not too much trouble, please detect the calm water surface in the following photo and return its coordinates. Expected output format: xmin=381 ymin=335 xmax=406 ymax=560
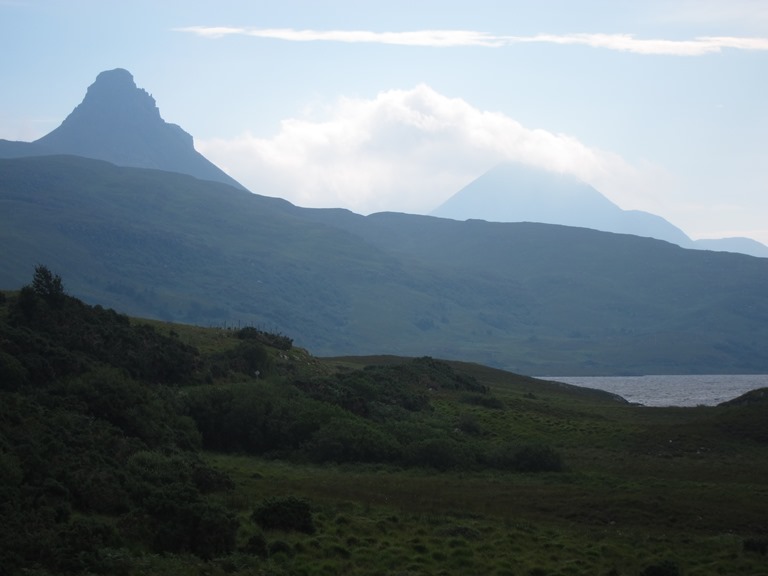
xmin=545 ymin=374 xmax=768 ymax=407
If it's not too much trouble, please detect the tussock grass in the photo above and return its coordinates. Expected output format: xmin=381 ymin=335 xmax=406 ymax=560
xmin=205 ymin=445 xmax=768 ymax=575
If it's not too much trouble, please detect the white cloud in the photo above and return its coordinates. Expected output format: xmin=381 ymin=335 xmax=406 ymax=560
xmin=176 ymin=26 xmax=768 ymax=55
xmin=197 ymin=85 xmax=663 ymax=215
xmin=178 ymin=26 xmax=247 ymax=38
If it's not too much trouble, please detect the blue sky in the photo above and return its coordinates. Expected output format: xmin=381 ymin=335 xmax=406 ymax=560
xmin=2 ymin=0 xmax=767 ymax=244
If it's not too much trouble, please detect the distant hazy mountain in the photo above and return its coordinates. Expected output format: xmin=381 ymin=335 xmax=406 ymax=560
xmin=0 ymin=68 xmax=244 ymax=190
xmin=3 ymin=154 xmax=768 ymax=376
xmin=432 ymin=162 xmax=768 ymax=258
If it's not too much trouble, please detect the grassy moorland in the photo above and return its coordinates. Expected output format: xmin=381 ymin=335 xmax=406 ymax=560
xmin=1 ymin=269 xmax=767 ymax=575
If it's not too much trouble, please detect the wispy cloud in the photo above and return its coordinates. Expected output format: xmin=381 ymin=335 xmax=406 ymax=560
xmin=176 ymin=26 xmax=768 ymax=55
xmin=177 ymin=27 xmax=507 ymax=47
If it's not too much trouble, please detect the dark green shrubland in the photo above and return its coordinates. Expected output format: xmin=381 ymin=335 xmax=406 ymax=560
xmin=2 ymin=268 xmax=767 ymax=575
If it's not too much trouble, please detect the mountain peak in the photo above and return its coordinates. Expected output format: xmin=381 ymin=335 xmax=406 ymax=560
xmin=432 ymin=161 xmax=692 ymax=247
xmin=78 ymin=68 xmax=160 ymax=121
xmin=27 ymin=69 xmax=244 ymax=189
xmin=35 ymin=68 xmax=191 ymax=154
xmin=90 ymin=68 xmax=140 ymax=96
xmin=93 ymin=67 xmax=137 ymax=88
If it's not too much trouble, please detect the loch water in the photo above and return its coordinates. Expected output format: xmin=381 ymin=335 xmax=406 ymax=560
xmin=545 ymin=374 xmax=768 ymax=407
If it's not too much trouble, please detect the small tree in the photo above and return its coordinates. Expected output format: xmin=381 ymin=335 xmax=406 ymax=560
xmin=31 ymin=265 xmax=65 ymax=305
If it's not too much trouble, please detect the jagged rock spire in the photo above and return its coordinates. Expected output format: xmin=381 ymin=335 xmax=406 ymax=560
xmin=31 ymin=69 xmax=243 ymax=189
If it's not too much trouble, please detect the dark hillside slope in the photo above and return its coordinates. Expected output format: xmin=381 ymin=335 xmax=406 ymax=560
xmin=263 ymin=210 xmax=768 ymax=375
xmin=2 ymin=155 xmax=768 ymax=375
xmin=0 ymin=155 xmax=411 ymax=351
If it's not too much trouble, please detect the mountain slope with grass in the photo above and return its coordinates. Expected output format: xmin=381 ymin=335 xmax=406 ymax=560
xmin=2 ymin=274 xmax=768 ymax=575
xmin=2 ymin=154 xmax=768 ymax=375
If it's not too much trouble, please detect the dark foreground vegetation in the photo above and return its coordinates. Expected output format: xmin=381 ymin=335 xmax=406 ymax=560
xmin=1 ymin=267 xmax=767 ymax=575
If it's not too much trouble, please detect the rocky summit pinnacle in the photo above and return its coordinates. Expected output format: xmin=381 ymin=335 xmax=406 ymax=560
xmin=38 ymin=69 xmax=171 ymax=145
xmin=75 ymin=68 xmax=164 ymax=123
xmin=21 ymin=69 xmax=244 ymax=189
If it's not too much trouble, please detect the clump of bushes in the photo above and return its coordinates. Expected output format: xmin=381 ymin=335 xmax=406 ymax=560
xmin=252 ymin=496 xmax=316 ymax=534
xmin=639 ymin=559 xmax=681 ymax=576
xmin=222 ymin=340 xmax=273 ymax=377
xmin=305 ymin=417 xmax=400 ymax=463
xmin=404 ymin=437 xmax=474 ymax=471
xmin=512 ymin=445 xmax=564 ymax=472
xmin=243 ymin=532 xmax=268 ymax=557
xmin=482 ymin=444 xmax=564 ymax=472
xmin=743 ymin=536 xmax=768 ymax=555
xmin=236 ymin=326 xmax=293 ymax=350
xmin=460 ymin=393 xmax=506 ymax=410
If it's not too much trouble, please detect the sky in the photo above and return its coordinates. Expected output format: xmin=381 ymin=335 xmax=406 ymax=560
xmin=2 ymin=0 xmax=767 ymax=244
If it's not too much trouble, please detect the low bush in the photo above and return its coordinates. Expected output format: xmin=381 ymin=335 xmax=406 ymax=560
xmin=236 ymin=326 xmax=293 ymax=350
xmin=305 ymin=417 xmax=401 ymax=463
xmin=460 ymin=393 xmax=505 ymax=410
xmin=512 ymin=444 xmax=564 ymax=472
xmin=639 ymin=559 xmax=681 ymax=576
xmin=252 ymin=496 xmax=316 ymax=534
xmin=242 ymin=532 xmax=268 ymax=557
xmin=482 ymin=443 xmax=564 ymax=472
xmin=743 ymin=536 xmax=768 ymax=555
xmin=404 ymin=437 xmax=474 ymax=471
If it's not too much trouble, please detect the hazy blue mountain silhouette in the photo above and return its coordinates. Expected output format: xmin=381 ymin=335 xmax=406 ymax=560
xmin=432 ymin=162 xmax=768 ymax=257
xmin=0 ymin=68 xmax=243 ymax=189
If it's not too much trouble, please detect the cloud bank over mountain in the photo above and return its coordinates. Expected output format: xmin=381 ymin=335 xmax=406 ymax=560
xmin=198 ymin=84 xmax=665 ymax=216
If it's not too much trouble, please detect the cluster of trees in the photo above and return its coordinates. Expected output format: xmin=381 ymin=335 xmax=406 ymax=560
xmin=0 ymin=267 xmax=563 ymax=573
